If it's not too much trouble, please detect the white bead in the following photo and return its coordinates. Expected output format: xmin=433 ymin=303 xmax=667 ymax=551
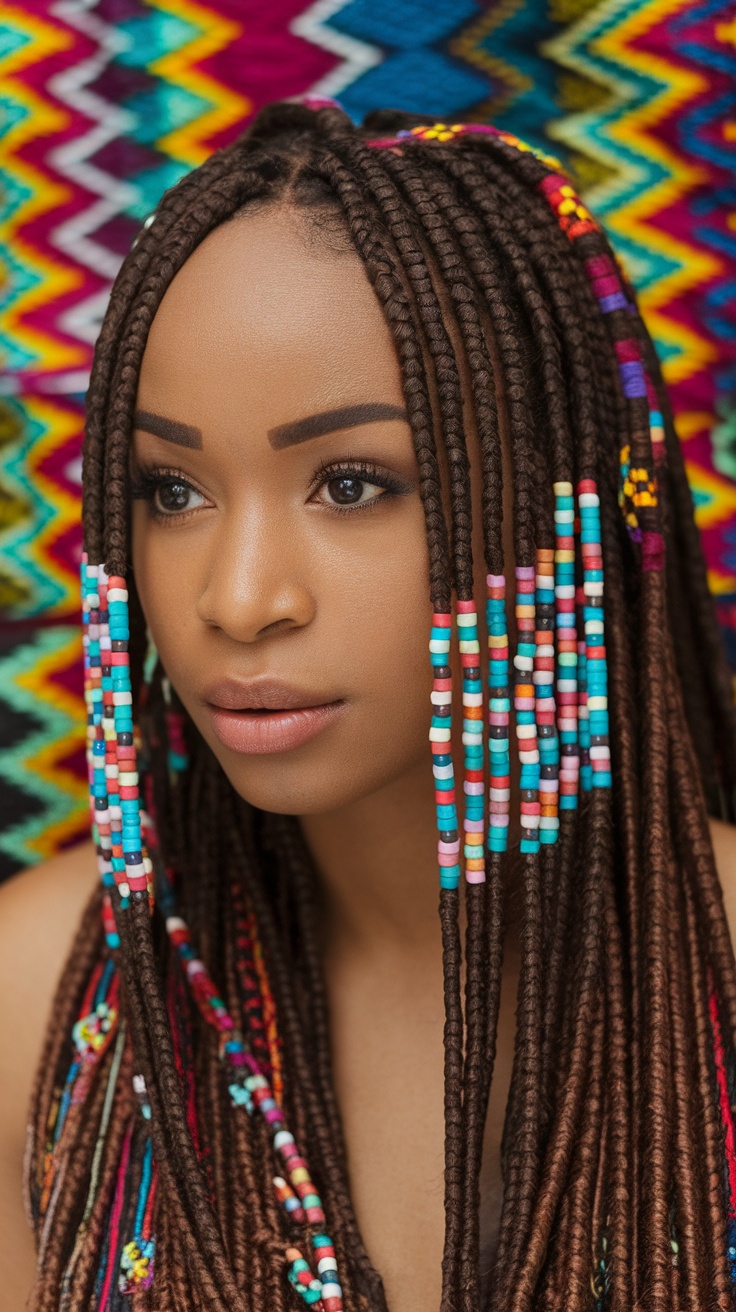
xmin=433 ymin=763 xmax=454 ymax=779
xmin=456 ymin=612 xmax=477 ymax=627
xmin=583 ymin=581 xmax=604 ymax=596
xmin=519 ymin=749 xmax=540 ymax=764
xmin=462 ymin=692 xmax=483 ymax=707
xmin=555 ymin=584 xmax=575 ymax=599
xmin=590 ymin=746 xmax=611 ymax=761
xmin=588 ymin=696 xmax=608 ymax=711
xmin=166 ymin=916 xmax=187 ymax=933
xmin=578 ymin=492 xmax=599 ymax=508
xmin=516 ymin=722 xmax=537 ymax=739
xmin=429 ymin=727 xmax=451 ymax=742
xmin=107 ymin=587 xmax=128 ymax=603
xmin=513 ymin=655 xmax=533 ymax=672
xmin=490 ymin=787 xmax=510 ymax=800
xmin=429 ymin=639 xmax=451 ymax=654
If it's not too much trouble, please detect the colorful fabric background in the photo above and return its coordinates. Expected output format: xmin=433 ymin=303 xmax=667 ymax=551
xmin=1 ymin=0 xmax=734 ymax=879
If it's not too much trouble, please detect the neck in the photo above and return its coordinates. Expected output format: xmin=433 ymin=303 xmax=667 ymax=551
xmin=300 ymin=755 xmax=441 ymax=958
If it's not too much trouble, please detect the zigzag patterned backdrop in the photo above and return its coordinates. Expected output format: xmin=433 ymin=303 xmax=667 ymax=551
xmin=1 ymin=0 xmax=734 ymax=879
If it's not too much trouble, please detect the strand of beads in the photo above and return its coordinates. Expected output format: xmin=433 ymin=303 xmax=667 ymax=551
xmin=81 ymin=557 xmax=152 ymax=934
xmin=430 ymin=613 xmax=461 ymax=890
xmin=458 ymin=600 xmax=486 ymax=882
xmin=514 ymin=565 xmax=541 ymax=853
xmin=161 ymin=908 xmax=343 ymax=1311
xmin=552 ymin=484 xmax=581 ymax=811
xmin=534 ymin=549 xmax=559 ymax=845
xmin=578 ymin=480 xmax=611 ymax=788
xmin=82 ymin=556 xmax=117 ymax=925
xmin=486 ymin=575 xmax=511 ymax=853
xmin=577 ymin=582 xmax=592 ymax=792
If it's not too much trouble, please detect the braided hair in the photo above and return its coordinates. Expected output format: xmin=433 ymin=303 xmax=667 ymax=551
xmin=24 ymin=99 xmax=736 ymax=1312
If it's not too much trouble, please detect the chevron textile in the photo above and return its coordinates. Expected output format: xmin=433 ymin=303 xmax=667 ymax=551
xmin=1 ymin=0 xmax=734 ymax=876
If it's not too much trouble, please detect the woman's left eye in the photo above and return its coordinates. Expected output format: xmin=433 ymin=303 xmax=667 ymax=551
xmin=311 ymin=463 xmax=406 ymax=512
xmin=318 ymin=475 xmax=385 ymax=509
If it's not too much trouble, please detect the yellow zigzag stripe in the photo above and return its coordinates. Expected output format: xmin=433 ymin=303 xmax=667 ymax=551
xmin=684 ymin=457 xmax=736 ymax=533
xmin=146 ymin=0 xmax=251 ymax=167
xmin=544 ymin=0 xmax=720 ymax=388
xmin=13 ymin=630 xmax=88 ymax=860
xmin=449 ymin=0 xmax=533 ymax=118
xmin=0 ymin=8 xmax=86 ymax=371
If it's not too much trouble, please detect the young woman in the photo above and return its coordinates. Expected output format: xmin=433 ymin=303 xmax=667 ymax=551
xmin=3 ymin=99 xmax=736 ymax=1312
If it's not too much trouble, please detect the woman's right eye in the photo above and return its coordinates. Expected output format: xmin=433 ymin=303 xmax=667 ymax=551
xmin=130 ymin=470 xmax=207 ymax=520
xmin=155 ymin=478 xmax=205 ymax=515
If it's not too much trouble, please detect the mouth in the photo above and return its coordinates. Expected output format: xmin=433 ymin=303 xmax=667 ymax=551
xmin=202 ymin=682 xmax=346 ymax=755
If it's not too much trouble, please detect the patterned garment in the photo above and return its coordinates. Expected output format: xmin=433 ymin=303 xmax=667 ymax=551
xmin=1 ymin=0 xmax=734 ymax=875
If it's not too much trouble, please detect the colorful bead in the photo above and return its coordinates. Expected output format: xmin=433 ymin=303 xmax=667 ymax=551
xmin=553 ymin=482 xmax=581 ymax=812
xmin=486 ymin=573 xmax=510 ymax=854
xmin=577 ymin=481 xmax=611 ymax=789
xmin=535 ymin=548 xmax=560 ymax=844
xmin=458 ymin=599 xmax=486 ymax=884
xmin=430 ymin=612 xmax=460 ymax=890
xmin=514 ymin=565 xmax=541 ymax=853
xmin=81 ymin=555 xmax=152 ymax=932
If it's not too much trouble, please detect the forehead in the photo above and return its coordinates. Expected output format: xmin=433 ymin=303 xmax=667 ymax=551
xmin=137 ymin=207 xmax=403 ymax=424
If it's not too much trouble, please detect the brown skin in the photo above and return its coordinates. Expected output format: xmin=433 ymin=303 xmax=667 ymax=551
xmin=2 ymin=206 xmax=736 ymax=1310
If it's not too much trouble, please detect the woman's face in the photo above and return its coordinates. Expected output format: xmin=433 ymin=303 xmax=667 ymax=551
xmin=130 ymin=207 xmax=435 ymax=815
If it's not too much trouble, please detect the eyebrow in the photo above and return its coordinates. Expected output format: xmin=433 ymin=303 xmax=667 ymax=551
xmin=133 ymin=410 xmax=202 ymax=449
xmin=268 ymin=402 xmax=408 ymax=450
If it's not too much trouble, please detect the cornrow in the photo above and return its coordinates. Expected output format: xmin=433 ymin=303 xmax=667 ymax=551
xmin=24 ymin=102 xmax=736 ymax=1312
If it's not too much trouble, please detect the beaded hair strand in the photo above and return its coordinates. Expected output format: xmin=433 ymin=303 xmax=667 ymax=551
xmin=24 ymin=100 xmax=736 ymax=1312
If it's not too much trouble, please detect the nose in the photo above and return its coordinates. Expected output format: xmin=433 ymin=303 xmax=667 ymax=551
xmin=195 ymin=506 xmax=316 ymax=643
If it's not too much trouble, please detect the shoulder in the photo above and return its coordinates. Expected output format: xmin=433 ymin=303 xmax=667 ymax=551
xmin=0 ymin=837 xmax=99 ymax=1107
xmin=0 ymin=838 xmax=98 ymax=1307
xmin=708 ymin=817 xmax=736 ymax=954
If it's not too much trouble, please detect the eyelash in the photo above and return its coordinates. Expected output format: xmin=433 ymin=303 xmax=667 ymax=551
xmin=129 ymin=459 xmax=409 ymax=523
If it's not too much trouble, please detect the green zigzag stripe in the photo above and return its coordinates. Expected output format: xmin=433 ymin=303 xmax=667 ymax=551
xmin=0 ymin=626 xmax=87 ymax=868
xmin=0 ymin=396 xmax=73 ymax=614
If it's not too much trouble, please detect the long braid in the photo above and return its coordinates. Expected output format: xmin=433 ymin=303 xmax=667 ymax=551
xmin=26 ymin=102 xmax=736 ymax=1312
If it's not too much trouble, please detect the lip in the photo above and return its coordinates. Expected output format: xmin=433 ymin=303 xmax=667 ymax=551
xmin=202 ymin=676 xmax=346 ymax=755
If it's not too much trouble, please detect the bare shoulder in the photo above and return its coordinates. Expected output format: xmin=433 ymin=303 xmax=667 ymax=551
xmin=709 ymin=817 xmax=736 ymax=954
xmin=0 ymin=838 xmax=98 ymax=1308
xmin=0 ymin=837 xmax=99 ymax=1109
